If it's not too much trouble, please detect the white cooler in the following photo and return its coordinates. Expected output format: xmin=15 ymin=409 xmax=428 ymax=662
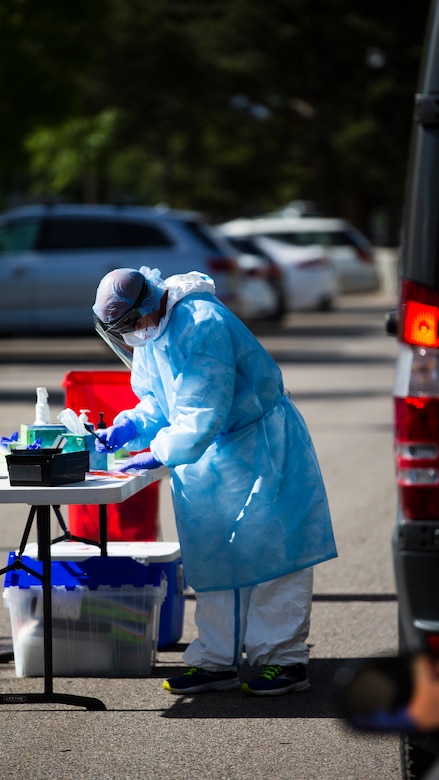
xmin=22 ymin=541 xmax=185 ymax=650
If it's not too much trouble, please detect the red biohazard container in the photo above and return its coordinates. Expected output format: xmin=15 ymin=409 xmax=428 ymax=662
xmin=62 ymin=370 xmax=160 ymax=542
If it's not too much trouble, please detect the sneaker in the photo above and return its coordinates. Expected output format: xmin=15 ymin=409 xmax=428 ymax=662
xmin=163 ymin=667 xmax=240 ymax=694
xmin=241 ymin=663 xmax=310 ymax=696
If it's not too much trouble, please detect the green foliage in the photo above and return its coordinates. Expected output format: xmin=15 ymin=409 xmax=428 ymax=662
xmin=25 ymin=110 xmax=120 ymax=201
xmin=0 ymin=0 xmax=432 ymax=234
xmin=0 ymin=0 xmax=110 ymax=166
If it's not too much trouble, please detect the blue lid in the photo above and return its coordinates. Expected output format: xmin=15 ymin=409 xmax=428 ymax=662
xmin=3 ymin=553 xmax=163 ymax=590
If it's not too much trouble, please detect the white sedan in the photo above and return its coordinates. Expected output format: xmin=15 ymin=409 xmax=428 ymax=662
xmin=235 ymin=251 xmax=282 ymax=320
xmin=220 ymin=231 xmax=339 ymax=313
xmin=219 ymin=215 xmax=380 ymax=294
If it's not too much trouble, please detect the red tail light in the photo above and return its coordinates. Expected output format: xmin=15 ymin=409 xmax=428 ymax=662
xmin=427 ymin=634 xmax=439 ymax=655
xmin=394 ymin=397 xmax=439 ymax=518
xmin=399 ymin=280 xmax=439 ymax=343
xmin=403 ymin=299 xmax=439 ymax=348
xmin=394 ymin=280 xmax=439 ymax=519
xmin=356 ymin=246 xmax=373 ymax=263
xmin=266 ymin=264 xmax=283 ymax=281
xmin=244 ymin=266 xmax=265 ymax=279
xmin=208 ymin=256 xmax=239 ymax=273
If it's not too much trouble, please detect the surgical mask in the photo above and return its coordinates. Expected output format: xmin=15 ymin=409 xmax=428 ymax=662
xmin=122 ymin=324 xmax=158 ymax=347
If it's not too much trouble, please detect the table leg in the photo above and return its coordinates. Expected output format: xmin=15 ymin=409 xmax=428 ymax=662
xmin=99 ymin=504 xmax=108 ymax=555
xmin=37 ymin=505 xmax=54 ymax=695
xmin=0 ymin=505 xmax=106 ymax=710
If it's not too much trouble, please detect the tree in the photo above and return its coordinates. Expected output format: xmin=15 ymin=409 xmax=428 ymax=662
xmin=25 ymin=110 xmax=119 ymax=203
xmin=0 ymin=0 xmax=111 ymax=192
xmin=0 ymin=0 xmax=431 ymax=237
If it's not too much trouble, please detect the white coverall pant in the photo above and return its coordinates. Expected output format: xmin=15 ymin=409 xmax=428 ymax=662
xmin=183 ymin=567 xmax=313 ymax=671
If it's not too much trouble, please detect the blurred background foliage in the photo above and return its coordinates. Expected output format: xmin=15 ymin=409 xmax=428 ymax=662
xmin=0 ymin=0 xmax=431 ymax=241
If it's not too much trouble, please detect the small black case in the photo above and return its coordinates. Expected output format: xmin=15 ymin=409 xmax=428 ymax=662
xmin=6 ymin=449 xmax=89 ymax=486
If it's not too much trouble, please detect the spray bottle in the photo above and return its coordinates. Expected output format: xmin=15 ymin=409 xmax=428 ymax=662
xmin=34 ymin=387 xmax=51 ymax=425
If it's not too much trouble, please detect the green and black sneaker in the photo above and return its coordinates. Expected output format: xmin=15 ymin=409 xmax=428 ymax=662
xmin=164 ymin=667 xmax=240 ymax=694
xmin=241 ymin=663 xmax=310 ymax=696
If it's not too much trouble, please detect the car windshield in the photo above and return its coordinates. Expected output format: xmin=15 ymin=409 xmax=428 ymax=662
xmin=227 ymin=236 xmax=268 ymax=259
xmin=37 ymin=217 xmax=173 ymax=251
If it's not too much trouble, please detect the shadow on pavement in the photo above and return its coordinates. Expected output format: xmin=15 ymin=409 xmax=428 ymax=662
xmin=149 ymin=657 xmax=383 ymax=721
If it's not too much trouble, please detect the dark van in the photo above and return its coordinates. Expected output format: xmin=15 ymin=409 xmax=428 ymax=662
xmin=388 ymin=0 xmax=439 ymax=776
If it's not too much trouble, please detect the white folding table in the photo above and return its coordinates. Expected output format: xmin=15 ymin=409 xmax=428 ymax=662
xmin=0 ymin=466 xmax=167 ymax=710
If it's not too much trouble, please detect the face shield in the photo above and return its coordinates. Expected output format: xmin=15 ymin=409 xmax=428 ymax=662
xmin=93 ymin=318 xmax=134 ymax=369
xmin=93 ymin=278 xmax=151 ymax=368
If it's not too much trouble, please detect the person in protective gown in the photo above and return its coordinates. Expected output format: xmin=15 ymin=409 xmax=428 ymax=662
xmin=92 ymin=266 xmax=337 ymax=696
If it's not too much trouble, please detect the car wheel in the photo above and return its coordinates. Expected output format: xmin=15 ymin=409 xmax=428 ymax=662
xmin=318 ymin=296 xmax=335 ymax=312
xmin=263 ymin=288 xmax=287 ymax=321
xmin=400 ymin=735 xmax=439 ymax=780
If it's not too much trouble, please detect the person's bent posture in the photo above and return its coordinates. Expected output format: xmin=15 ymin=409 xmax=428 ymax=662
xmin=93 ymin=266 xmax=337 ymax=696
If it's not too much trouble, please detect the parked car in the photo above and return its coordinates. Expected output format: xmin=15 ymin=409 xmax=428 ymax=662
xmin=218 ymin=233 xmax=287 ymax=319
xmin=234 ymin=250 xmax=283 ymax=320
xmin=0 ymin=204 xmax=245 ymax=333
xmin=386 ymin=1 xmax=439 ymax=777
xmin=219 ymin=215 xmax=381 ymax=294
xmin=221 ymin=230 xmax=339 ymax=313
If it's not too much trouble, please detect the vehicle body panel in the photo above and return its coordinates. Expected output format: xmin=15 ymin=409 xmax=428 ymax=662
xmin=0 ymin=204 xmax=244 ymax=332
xmin=218 ymin=228 xmax=339 ymax=312
xmin=219 ymin=216 xmax=380 ymax=294
xmin=389 ymin=0 xmax=439 ymax=767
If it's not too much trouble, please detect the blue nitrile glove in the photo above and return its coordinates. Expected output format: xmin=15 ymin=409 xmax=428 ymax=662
xmin=27 ymin=438 xmax=42 ymax=449
xmin=0 ymin=432 xmax=18 ymax=450
xmin=94 ymin=418 xmax=137 ymax=453
xmin=117 ymin=452 xmax=162 ymax=472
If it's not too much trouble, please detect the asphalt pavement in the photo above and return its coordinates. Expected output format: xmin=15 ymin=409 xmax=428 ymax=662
xmin=0 ymin=292 xmax=402 ymax=779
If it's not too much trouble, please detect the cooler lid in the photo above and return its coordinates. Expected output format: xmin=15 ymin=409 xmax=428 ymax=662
xmin=3 ymin=553 xmax=163 ymax=589
xmin=23 ymin=540 xmax=181 ymax=563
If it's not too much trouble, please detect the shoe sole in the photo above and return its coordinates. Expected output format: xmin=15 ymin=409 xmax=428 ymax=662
xmin=163 ymin=678 xmax=241 ymax=694
xmin=241 ymin=680 xmax=311 ymax=697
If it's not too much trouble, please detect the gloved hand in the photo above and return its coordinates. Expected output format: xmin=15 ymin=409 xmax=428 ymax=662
xmin=94 ymin=418 xmax=137 ymax=453
xmin=117 ymin=452 xmax=162 ymax=472
xmin=0 ymin=432 xmax=18 ymax=449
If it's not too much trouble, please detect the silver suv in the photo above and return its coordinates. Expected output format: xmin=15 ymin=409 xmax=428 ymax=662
xmin=0 ymin=204 xmax=243 ymax=332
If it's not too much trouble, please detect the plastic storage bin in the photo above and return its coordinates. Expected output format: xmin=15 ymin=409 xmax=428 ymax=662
xmin=62 ymin=370 xmax=160 ymax=541
xmin=3 ymin=554 xmax=166 ymax=677
xmin=22 ymin=541 xmax=185 ymax=650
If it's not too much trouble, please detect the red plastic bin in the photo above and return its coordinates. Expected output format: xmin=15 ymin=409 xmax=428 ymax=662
xmin=62 ymin=370 xmax=159 ymax=542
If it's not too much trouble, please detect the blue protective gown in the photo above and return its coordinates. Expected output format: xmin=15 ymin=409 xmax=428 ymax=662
xmin=115 ymin=273 xmax=337 ymax=592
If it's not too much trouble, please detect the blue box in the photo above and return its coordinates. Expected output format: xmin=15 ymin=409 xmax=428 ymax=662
xmin=3 ymin=554 xmax=166 ymax=677
xmin=155 ymin=553 xmax=185 ymax=650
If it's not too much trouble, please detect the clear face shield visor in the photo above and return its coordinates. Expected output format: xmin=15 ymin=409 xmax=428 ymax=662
xmin=93 ymin=317 xmax=134 ymax=369
xmin=93 ymin=279 xmax=150 ymax=368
